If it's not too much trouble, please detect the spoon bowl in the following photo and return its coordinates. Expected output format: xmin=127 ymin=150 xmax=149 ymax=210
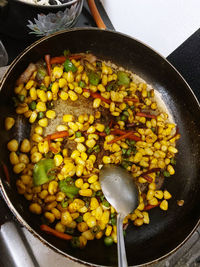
xmin=99 ymin=164 xmax=139 ymax=267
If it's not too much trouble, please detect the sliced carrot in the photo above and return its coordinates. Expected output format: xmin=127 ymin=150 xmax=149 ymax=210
xmin=141 ymin=174 xmax=153 ymax=183
xmin=50 ymin=56 xmax=66 ymax=65
xmin=143 ymin=202 xmax=161 ymax=211
xmin=45 ymin=54 xmax=51 ymax=76
xmin=69 ymin=54 xmax=84 ymax=60
xmin=49 ymin=146 xmax=59 ymax=154
xmin=83 ymin=88 xmax=111 ymax=104
xmin=94 ymin=131 xmax=106 ymax=137
xmin=108 ymin=131 xmax=133 ymax=144
xmin=136 ymin=112 xmax=156 ymax=119
xmin=44 ymin=130 xmax=69 ymax=141
xmin=110 ymin=129 xmax=141 ymax=141
xmin=40 ymin=225 xmax=72 ymax=240
xmin=1 ymin=162 xmax=10 ymax=184
xmin=123 ymin=97 xmax=139 ymax=102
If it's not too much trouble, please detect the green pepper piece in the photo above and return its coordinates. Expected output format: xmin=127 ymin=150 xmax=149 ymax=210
xmin=110 ymin=217 xmax=116 ymax=226
xmin=102 ymin=200 xmax=110 ymax=207
xmin=88 ymin=71 xmax=100 ymax=86
xmin=93 ymin=145 xmax=100 ymax=153
xmin=123 ymin=110 xmax=129 ymax=117
xmin=104 ymin=236 xmax=114 ymax=246
xmin=105 ymin=126 xmax=110 ymax=135
xmin=71 ymin=237 xmax=80 ymax=248
xmin=33 ymin=159 xmax=55 ymax=186
xmin=64 ymin=59 xmax=77 ymax=73
xmin=29 ymin=101 xmax=37 ymax=110
xmin=65 ymin=227 xmax=74 ymax=235
xmin=75 ymin=131 xmax=82 ymax=138
xmin=40 ymin=85 xmax=47 ymax=91
xmin=36 ymin=67 xmax=47 ymax=82
xmin=18 ymin=94 xmax=25 ymax=103
xmin=38 ymin=112 xmax=44 ymax=119
xmin=63 ymin=49 xmax=70 ymax=57
xmin=170 ymin=158 xmax=176 ymax=165
xmin=106 ymin=80 xmax=118 ymax=92
xmin=163 ymin=171 xmax=171 ymax=177
xmin=76 ymin=216 xmax=83 ymax=223
xmin=78 ymin=80 xmax=86 ymax=88
xmin=59 ymin=179 xmax=79 ymax=198
xmin=117 ymin=71 xmax=130 ymax=86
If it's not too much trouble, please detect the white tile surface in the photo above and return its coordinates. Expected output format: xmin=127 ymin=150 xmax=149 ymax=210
xmin=101 ymin=0 xmax=200 ymax=57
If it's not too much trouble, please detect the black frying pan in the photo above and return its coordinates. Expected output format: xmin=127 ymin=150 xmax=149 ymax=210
xmin=0 ymin=28 xmax=200 ymax=267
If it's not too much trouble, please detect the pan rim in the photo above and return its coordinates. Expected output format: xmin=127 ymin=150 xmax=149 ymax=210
xmin=0 ymin=27 xmax=200 ymax=266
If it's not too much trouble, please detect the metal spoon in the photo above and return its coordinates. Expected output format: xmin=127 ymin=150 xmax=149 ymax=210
xmin=99 ymin=164 xmax=139 ymax=267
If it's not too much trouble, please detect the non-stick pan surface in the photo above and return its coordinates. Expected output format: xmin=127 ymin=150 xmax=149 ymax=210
xmin=0 ymin=28 xmax=200 ymax=267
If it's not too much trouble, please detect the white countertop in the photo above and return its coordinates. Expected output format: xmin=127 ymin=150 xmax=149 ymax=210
xmin=101 ymin=0 xmax=200 ymax=57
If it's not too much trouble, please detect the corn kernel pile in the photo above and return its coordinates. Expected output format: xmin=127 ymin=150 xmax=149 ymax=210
xmin=5 ymin=52 xmax=180 ymax=248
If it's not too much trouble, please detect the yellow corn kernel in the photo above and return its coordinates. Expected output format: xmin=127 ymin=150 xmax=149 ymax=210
xmin=102 ymin=156 xmax=111 ymax=164
xmin=94 ymin=206 xmax=103 ymax=220
xmin=61 ymin=211 xmax=73 ymax=226
xmin=81 ymin=152 xmax=87 ymax=161
xmin=134 ymin=218 xmax=144 ymax=226
xmin=168 ymin=146 xmax=178 ymax=154
xmin=146 ymin=189 xmax=155 ymax=200
xmin=81 ymin=183 xmax=89 ymax=189
xmin=148 ymin=197 xmax=159 ymax=206
xmin=104 ymin=225 xmax=112 ymax=237
xmin=56 ymin=192 xmax=65 ymax=202
xmin=25 ymin=80 xmax=34 ymax=90
xmin=78 ymin=206 xmax=88 ymax=213
xmin=38 ymin=190 xmax=48 ymax=199
xmin=160 ymin=200 xmax=168 ymax=211
xmin=164 ymin=190 xmax=172 ymax=200
xmin=90 ymin=197 xmax=99 ymax=210
xmin=7 ymin=139 xmax=19 ymax=152
xmin=32 ymin=134 xmax=43 ymax=143
xmin=51 ymin=81 xmax=59 ymax=94
xmin=63 ymin=114 xmax=74 ymax=123
xmin=46 ymin=110 xmax=56 ymax=119
xmin=167 ymin=164 xmax=175 ymax=175
xmin=142 ymin=211 xmax=150 ymax=224
xmin=101 ymin=210 xmax=110 ymax=225
xmin=34 ymin=127 xmax=42 ymax=136
xmin=44 ymin=212 xmax=55 ymax=223
xmin=154 ymin=190 xmax=164 ymax=199
xmin=87 ymin=126 xmax=96 ymax=134
xmin=68 ymin=90 xmax=78 ymax=101
xmin=54 ymin=154 xmax=63 ymax=166
xmin=82 ymin=230 xmax=94 ymax=240
xmin=28 ymin=111 xmax=37 ymax=124
xmin=38 ymin=118 xmax=48 ymax=127
xmin=9 ymin=152 xmax=19 ymax=165
xmin=31 ymin=152 xmax=42 ymax=163
xmin=14 ymin=83 xmax=23 ymax=94
xmin=55 ymin=222 xmax=66 ymax=233
xmin=133 ymin=152 xmax=143 ymax=163
xmin=85 ymin=139 xmax=96 ymax=148
xmin=13 ymin=163 xmax=26 ymax=174
xmin=74 ymin=86 xmax=82 ymax=94
xmin=65 ymin=70 xmax=74 ymax=82
xmin=137 ymin=202 xmax=145 ymax=211
xmin=77 ymin=222 xmax=88 ymax=233
xmin=68 ymin=122 xmax=78 ymax=132
xmin=19 ymin=139 xmax=31 ymax=154
xmin=75 ymin=178 xmax=84 ymax=188
xmin=5 ymin=117 xmax=15 ymax=131
xmin=93 ymin=98 xmax=101 ymax=108
xmin=76 ymin=164 xmax=84 ymax=177
xmin=88 ymin=174 xmax=98 ymax=184
xmin=70 ymin=150 xmax=80 ymax=160
xmin=36 ymin=102 xmax=46 ymax=112
xmin=19 ymin=154 xmax=29 ymax=164
xmin=79 ymin=189 xmax=92 ymax=197
xmin=29 ymin=87 xmax=37 ymax=100
xmin=83 ymin=212 xmax=91 ymax=222
xmin=95 ymin=123 xmax=105 ymax=132
xmin=86 ymin=216 xmax=97 ymax=228
xmin=74 ymin=136 xmax=85 ymax=143
xmin=29 ymin=203 xmax=42 ymax=215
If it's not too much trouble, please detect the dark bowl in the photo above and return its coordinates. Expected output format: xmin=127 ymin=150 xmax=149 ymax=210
xmin=0 ymin=0 xmax=83 ymax=39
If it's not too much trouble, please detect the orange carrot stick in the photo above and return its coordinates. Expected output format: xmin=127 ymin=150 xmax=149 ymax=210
xmin=1 ymin=162 xmax=10 ymax=184
xmin=111 ymin=129 xmax=141 ymax=141
xmin=108 ymin=131 xmax=133 ymax=144
xmin=40 ymin=225 xmax=72 ymax=240
xmin=136 ymin=112 xmax=156 ymax=119
xmin=143 ymin=202 xmax=161 ymax=211
xmin=50 ymin=56 xmax=66 ymax=65
xmin=69 ymin=54 xmax=84 ymax=60
xmin=83 ymin=88 xmax=111 ymax=104
xmin=44 ymin=130 xmax=69 ymax=141
xmin=123 ymin=97 xmax=139 ymax=102
xmin=45 ymin=54 xmax=51 ymax=76
xmin=141 ymin=174 xmax=153 ymax=183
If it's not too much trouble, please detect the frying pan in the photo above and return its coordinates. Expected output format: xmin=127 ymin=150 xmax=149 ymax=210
xmin=0 ymin=28 xmax=200 ymax=267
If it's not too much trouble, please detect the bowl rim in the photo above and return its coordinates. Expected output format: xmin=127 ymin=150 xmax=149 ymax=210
xmin=15 ymin=0 xmax=82 ymax=8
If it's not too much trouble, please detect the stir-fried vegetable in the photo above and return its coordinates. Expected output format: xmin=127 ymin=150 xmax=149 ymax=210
xmin=8 ymin=51 xmax=181 ymax=249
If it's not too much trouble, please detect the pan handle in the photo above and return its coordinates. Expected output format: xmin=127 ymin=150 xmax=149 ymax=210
xmin=87 ymin=0 xmax=106 ymax=29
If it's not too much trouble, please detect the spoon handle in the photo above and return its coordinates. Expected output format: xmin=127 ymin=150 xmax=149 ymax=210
xmin=117 ymin=214 xmax=128 ymax=267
